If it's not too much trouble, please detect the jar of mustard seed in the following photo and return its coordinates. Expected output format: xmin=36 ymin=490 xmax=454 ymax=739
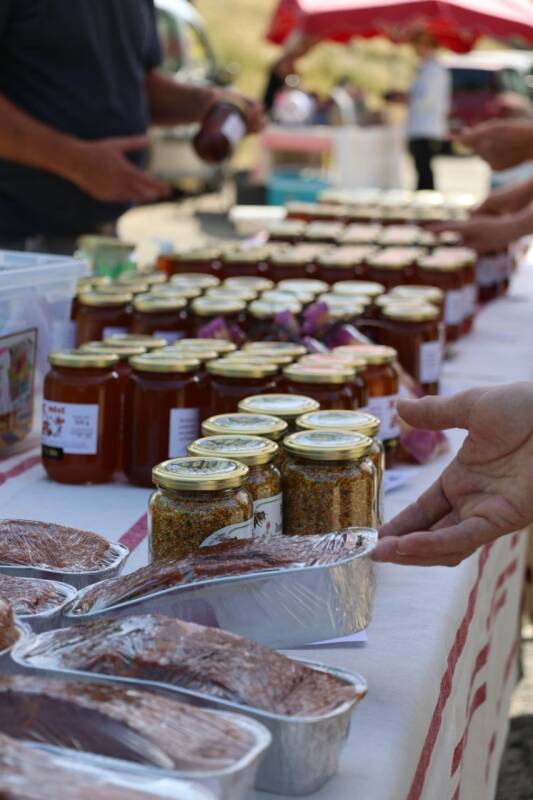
xmin=188 ymin=435 xmax=282 ymax=536
xmin=131 ymin=294 xmax=189 ymax=343
xmin=149 ymin=457 xmax=253 ymax=560
xmin=382 ymin=304 xmax=442 ymax=395
xmin=283 ymin=363 xmax=359 ymax=410
xmin=76 ymin=291 xmax=133 ymax=346
xmin=207 ymin=361 xmax=279 ymax=416
xmin=238 ymin=393 xmax=319 ymax=435
xmin=296 ymin=409 xmax=384 ymax=525
xmin=282 ymin=430 xmax=376 ymax=535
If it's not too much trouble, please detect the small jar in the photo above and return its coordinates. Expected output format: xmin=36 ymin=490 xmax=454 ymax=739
xmin=433 ymin=246 xmax=477 ymax=335
xmin=338 ymin=224 xmax=382 ymax=246
xmin=207 ymin=361 xmax=279 ymax=416
xmin=247 ymin=299 xmax=302 ymax=342
xmin=333 ymin=344 xmax=400 ymax=466
xmin=296 ymin=409 xmax=384 ymax=525
xmin=171 ymin=338 xmax=237 ymax=356
xmin=238 ymin=393 xmax=319 ymax=435
xmin=388 ymin=285 xmax=445 ymax=319
xmin=283 ymin=363 xmax=358 ymax=410
xmin=277 ymin=278 xmax=328 ymax=298
xmin=417 ymin=254 xmax=465 ymax=342
xmin=378 ymin=225 xmax=422 ymax=248
xmin=267 ymin=219 xmax=307 ymax=244
xmin=317 ymin=248 xmax=371 ymax=284
xmin=76 ymin=291 xmax=133 ymax=346
xmin=332 ymin=280 xmax=386 ymax=318
xmin=303 ymin=222 xmax=345 ymax=244
xmin=191 ymin=297 xmax=247 ymax=338
xmin=103 ymin=333 xmax=167 ymax=352
xmin=298 ymin=354 xmax=368 ymax=406
xmin=282 ymin=429 xmax=376 ymax=535
xmin=221 ymin=248 xmax=271 ymax=280
xmin=317 ymin=293 xmax=367 ymax=324
xmin=269 ymin=249 xmax=314 ymax=283
xmin=203 ymin=412 xmax=287 ymax=444
xmin=71 ymin=276 xmax=111 ymax=321
xmin=193 ymin=100 xmax=248 ymax=163
xmin=243 ymin=342 xmax=308 ymax=359
xmin=123 ymin=354 xmax=205 ymax=487
xmin=131 ymin=294 xmax=189 ymax=343
xmin=149 ymin=457 xmax=253 ymax=560
xmin=42 ymin=351 xmax=120 ymax=484
xmin=224 ymin=276 xmax=274 ymax=294
xmin=382 ymin=304 xmax=442 ymax=395
xmin=366 ymin=250 xmax=417 ymax=290
xmin=158 ymin=248 xmax=222 ymax=278
xmin=188 ymin=435 xmax=282 ymax=536
xmin=170 ymin=272 xmax=221 ymax=290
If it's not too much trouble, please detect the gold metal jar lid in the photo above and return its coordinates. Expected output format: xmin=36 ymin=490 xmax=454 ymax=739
xmin=104 ymin=334 xmax=167 ymax=351
xmin=170 ymin=273 xmax=221 ymax=289
xmin=80 ymin=342 xmax=146 ymax=358
xmin=262 ymin=288 xmax=312 ymax=305
xmin=277 ymin=278 xmax=329 ymax=296
xmin=318 ymin=293 xmax=369 ymax=311
xmin=418 ymin=254 xmax=465 ymax=272
xmin=153 ymin=457 xmax=249 ymax=491
xmin=437 ymin=230 xmax=463 ymax=246
xmin=375 ymin=294 xmax=424 ymax=310
xmin=171 ymin=338 xmax=237 ymax=355
xmin=283 ymin=363 xmax=355 ymax=384
xmin=432 ymin=246 xmax=477 ymax=266
xmin=269 ymin=249 xmax=312 ymax=266
xmin=95 ymin=283 xmax=147 ymax=296
xmin=49 ymin=350 xmax=119 ymax=369
xmin=164 ymin=347 xmax=218 ymax=363
xmin=368 ymin=251 xmax=417 ymax=270
xmin=332 ymin=280 xmax=385 ymax=298
xmin=285 ymin=201 xmax=317 ymax=215
xmin=222 ymin=351 xmax=294 ymax=366
xmin=338 ymin=224 xmax=382 ymax=244
xmin=143 ymin=271 xmax=168 ymax=285
xmin=133 ymin=293 xmax=187 ymax=312
xmin=267 ymin=220 xmax=307 ymax=236
xmin=243 ymin=342 xmax=308 ymax=358
xmin=224 ymin=276 xmax=274 ymax=293
xmin=207 ymin=360 xmax=278 ymax=379
xmin=76 ymin=275 xmax=111 ymax=291
xmin=317 ymin=248 xmax=371 ymax=268
xmin=222 ymin=247 xmax=270 ymax=264
xmin=334 ymin=344 xmax=397 ymax=365
xmin=151 ymin=284 xmax=202 ymax=299
xmin=304 ymin=222 xmax=345 ymax=240
xmin=191 ymin=297 xmax=246 ymax=316
xmin=130 ymin=353 xmax=200 ymax=373
xmin=202 ymin=413 xmax=288 ymax=440
xmin=249 ymin=299 xmax=302 ymax=319
xmin=390 ymin=285 xmax=445 ymax=304
xmin=297 ymin=410 xmax=380 ymax=438
xmin=115 ymin=274 xmax=152 ymax=291
xmin=299 ymin=354 xmax=366 ymax=371
xmin=239 ymin=393 xmax=319 ymax=419
xmin=207 ymin=286 xmax=258 ymax=303
xmin=172 ymin=247 xmax=221 ymax=263
xmin=378 ymin=225 xmax=421 ymax=246
xmin=78 ymin=290 xmax=133 ymax=307
xmin=188 ymin=434 xmax=278 ymax=466
xmin=383 ymin=303 xmax=440 ymax=322
xmin=284 ymin=429 xmax=373 ymax=461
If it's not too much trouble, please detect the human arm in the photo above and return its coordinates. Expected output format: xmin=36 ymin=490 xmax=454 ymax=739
xmin=372 ymin=384 xmax=533 ymax=567
xmin=146 ymin=70 xmax=265 ymax=132
xmin=456 ymin=119 xmax=533 ymax=171
xmin=430 ymin=206 xmax=533 ymax=253
xmin=0 ymin=93 xmax=169 ymax=203
xmin=474 ymin=176 xmax=533 ymax=216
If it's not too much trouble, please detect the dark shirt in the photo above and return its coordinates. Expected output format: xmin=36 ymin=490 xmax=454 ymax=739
xmin=0 ymin=0 xmax=162 ymax=237
xmin=263 ymin=66 xmax=286 ymax=114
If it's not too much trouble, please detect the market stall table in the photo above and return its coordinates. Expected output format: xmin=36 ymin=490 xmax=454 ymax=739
xmin=1 ymin=259 xmax=532 ymax=800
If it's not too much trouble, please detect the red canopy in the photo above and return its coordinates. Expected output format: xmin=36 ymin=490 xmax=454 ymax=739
xmin=266 ymin=0 xmax=533 ymax=53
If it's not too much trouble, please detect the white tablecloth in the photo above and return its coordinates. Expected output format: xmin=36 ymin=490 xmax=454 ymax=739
xmin=2 ymin=261 xmax=532 ymax=800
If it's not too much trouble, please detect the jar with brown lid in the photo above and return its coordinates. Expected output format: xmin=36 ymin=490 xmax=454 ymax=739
xmin=333 ymin=344 xmax=400 ymax=465
xmin=170 ymin=272 xmax=221 ymax=290
xmin=382 ymin=304 xmax=442 ymax=395
xmin=243 ymin=341 xmax=308 ymax=359
xmin=221 ymin=248 xmax=271 ymax=280
xmin=188 ymin=435 xmax=282 ymax=536
xmin=239 ymin=393 xmax=319 ymax=435
xmin=207 ymin=361 xmax=279 ymax=416
xmin=193 ymin=100 xmax=248 ymax=163
xmin=416 ymin=254 xmax=465 ymax=342
xmin=191 ymin=297 xmax=247 ymax=338
xmin=366 ymin=250 xmax=417 ymax=290
xmin=76 ymin=291 xmax=133 ymax=346
xmin=104 ymin=333 xmax=167 ymax=351
xmin=283 ymin=363 xmax=359 ymax=411
xmin=149 ymin=457 xmax=253 ymax=560
xmin=296 ymin=409 xmax=384 ymax=525
xmin=316 ymin=247 xmax=371 ymax=285
xmin=157 ymin=247 xmax=222 ymax=278
xmin=224 ymin=276 xmax=274 ymax=293
xmin=42 ymin=351 xmax=120 ymax=484
xmin=131 ymin=294 xmax=189 ymax=343
xmin=282 ymin=429 xmax=376 ymax=535
xmin=266 ymin=219 xmax=307 ymax=244
xmin=123 ymin=353 xmax=205 ymax=487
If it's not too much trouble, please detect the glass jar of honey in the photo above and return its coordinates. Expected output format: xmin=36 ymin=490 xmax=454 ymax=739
xmin=71 ymin=276 xmax=111 ymax=322
xmin=170 ymin=272 xmax=221 ymax=291
xmin=283 ymin=363 xmax=359 ymax=410
xmin=190 ymin=297 xmax=247 ymax=339
xmin=224 ymin=276 xmax=274 ymax=294
xmin=316 ymin=247 xmax=371 ymax=285
xmin=433 ymin=246 xmax=477 ymax=335
xmin=416 ymin=254 xmax=465 ymax=342
xmin=76 ymin=291 xmax=133 ymax=346
xmin=42 ymin=351 xmax=120 ymax=484
xmin=221 ymin=248 xmax=271 ymax=279
xmin=193 ymin=100 xmax=248 ymax=163
xmin=207 ymin=361 xmax=279 ymax=416
xmin=382 ymin=304 xmax=442 ymax=395
xmin=267 ymin=219 xmax=307 ymax=244
xmin=238 ymin=393 xmax=319 ymax=435
xmin=366 ymin=250 xmax=417 ymax=290
xmin=150 ymin=457 xmax=253 ymax=560
xmin=123 ymin=353 xmax=205 ymax=487
xmin=131 ymin=294 xmax=189 ymax=343
xmin=269 ymin=249 xmax=314 ymax=283
xmin=157 ymin=248 xmax=222 ymax=278
xmin=303 ymin=222 xmax=345 ymax=244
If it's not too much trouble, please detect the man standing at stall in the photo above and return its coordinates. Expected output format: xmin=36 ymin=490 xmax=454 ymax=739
xmin=0 ymin=1 xmax=263 ymax=253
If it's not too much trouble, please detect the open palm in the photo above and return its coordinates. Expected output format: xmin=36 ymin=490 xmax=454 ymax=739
xmin=372 ymin=383 xmax=533 ymax=567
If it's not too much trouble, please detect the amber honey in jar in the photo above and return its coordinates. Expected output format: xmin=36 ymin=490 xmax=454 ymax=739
xmin=282 ymin=429 xmax=376 ymax=534
xmin=316 ymin=247 xmax=371 ymax=285
xmin=158 ymin=247 xmax=222 ymax=278
xmin=188 ymin=435 xmax=281 ymax=536
xmin=170 ymin=272 xmax=221 ymax=291
xmin=76 ymin=291 xmax=133 ymax=346
xmin=149 ymin=457 xmax=253 ymax=561
xmin=433 ymin=246 xmax=477 ymax=335
xmin=221 ymin=247 xmax=271 ymax=280
xmin=123 ymin=354 xmax=205 ymax=487
xmin=104 ymin=333 xmax=167 ymax=352
xmin=207 ymin=361 xmax=279 ymax=416
xmin=366 ymin=249 xmax=417 ymax=290
xmin=382 ymin=304 xmax=442 ymax=395
xmin=191 ymin=297 xmax=247 ymax=338
xmin=193 ymin=99 xmax=248 ymax=163
xmin=42 ymin=351 xmax=120 ymax=484
xmin=224 ymin=276 xmax=274 ymax=294
xmin=296 ymin=409 xmax=384 ymax=525
xmin=283 ymin=363 xmax=359 ymax=411
xmin=131 ymin=294 xmax=189 ymax=344
xmin=72 ymin=276 xmax=111 ymax=321
xmin=269 ymin=249 xmax=314 ymax=283
xmin=417 ymin=254 xmax=465 ymax=343
xmin=333 ymin=344 xmax=400 ymax=465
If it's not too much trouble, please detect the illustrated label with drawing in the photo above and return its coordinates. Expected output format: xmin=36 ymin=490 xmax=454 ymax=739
xmin=254 ymin=493 xmax=282 ymax=536
xmin=42 ymin=401 xmax=99 ymax=456
xmin=0 ymin=328 xmax=37 ymax=449
xmin=201 ymin=517 xmax=254 ymax=548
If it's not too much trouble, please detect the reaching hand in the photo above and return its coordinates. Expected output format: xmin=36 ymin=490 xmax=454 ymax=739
xmin=221 ymin=90 xmax=266 ymax=134
xmin=430 ymin=214 xmax=522 ymax=254
xmin=456 ymin=119 xmax=533 ymax=171
xmin=476 ymin=178 xmax=533 ymax=217
xmin=71 ymin=135 xmax=170 ymax=203
xmin=372 ymin=384 xmax=533 ymax=567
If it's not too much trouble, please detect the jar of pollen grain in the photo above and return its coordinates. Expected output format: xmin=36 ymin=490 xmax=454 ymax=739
xmin=296 ymin=410 xmax=384 ymax=526
xmin=282 ymin=429 xmax=376 ymax=536
xmin=150 ymin=457 xmax=253 ymax=561
xmin=188 ymin=435 xmax=282 ymax=536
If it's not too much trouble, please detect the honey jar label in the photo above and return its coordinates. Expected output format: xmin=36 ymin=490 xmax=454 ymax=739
xmin=366 ymin=394 xmax=400 ymax=442
xmin=201 ymin=517 xmax=253 ymax=548
xmin=168 ymin=408 xmax=200 ymax=458
xmin=220 ymin=112 xmax=246 ymax=145
xmin=419 ymin=340 xmax=442 ymax=384
xmin=254 ymin=493 xmax=283 ymax=536
xmin=42 ymin=400 xmax=99 ymax=455
xmin=444 ymin=289 xmax=464 ymax=325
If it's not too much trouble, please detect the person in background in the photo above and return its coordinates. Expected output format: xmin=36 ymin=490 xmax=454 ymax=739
xmin=0 ymin=1 xmax=264 ymax=254
xmin=263 ymin=33 xmax=317 ymax=114
xmin=373 ymin=383 xmax=533 ymax=567
xmin=406 ymin=31 xmax=451 ymax=191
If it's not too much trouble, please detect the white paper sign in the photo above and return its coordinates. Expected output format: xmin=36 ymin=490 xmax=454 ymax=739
xmin=42 ymin=400 xmax=99 ymax=455
xmin=168 ymin=408 xmax=199 ymax=458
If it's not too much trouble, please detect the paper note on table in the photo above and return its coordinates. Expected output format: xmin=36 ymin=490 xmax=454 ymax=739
xmin=299 ymin=630 xmax=368 ymax=649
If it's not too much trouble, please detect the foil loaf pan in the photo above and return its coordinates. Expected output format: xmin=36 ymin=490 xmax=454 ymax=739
xmin=6 ymin=579 xmax=78 ymax=634
xmin=63 ymin=529 xmax=377 ymax=649
xmin=0 ymin=621 xmax=31 ymax=676
xmin=10 ymin=638 xmax=367 ymax=797
xmin=0 ymin=541 xmax=129 ymax=589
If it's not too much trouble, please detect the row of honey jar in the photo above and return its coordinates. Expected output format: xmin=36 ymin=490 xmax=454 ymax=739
xmin=149 ymin=410 xmax=383 ymax=561
xmin=40 ymin=338 xmax=402 ymax=487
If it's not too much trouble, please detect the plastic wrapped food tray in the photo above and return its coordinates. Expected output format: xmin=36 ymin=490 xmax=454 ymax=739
xmin=63 ymin=529 xmax=377 ymax=649
xmin=3 ymin=578 xmax=79 ymax=633
xmin=0 ymin=621 xmax=31 ymax=676
xmin=10 ymin=638 xmax=366 ymax=797
xmin=0 ymin=541 xmax=129 ymax=590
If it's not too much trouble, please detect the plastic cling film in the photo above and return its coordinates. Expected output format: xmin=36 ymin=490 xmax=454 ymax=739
xmin=200 ymin=518 xmax=253 ymax=548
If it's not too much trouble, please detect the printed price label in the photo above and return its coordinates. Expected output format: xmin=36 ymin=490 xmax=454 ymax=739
xmin=42 ymin=401 xmax=99 ymax=455
xmin=419 ymin=340 xmax=442 ymax=383
xmin=445 ymin=289 xmax=464 ymax=325
xmin=367 ymin=394 xmax=400 ymax=442
xmin=168 ymin=408 xmax=200 ymax=458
